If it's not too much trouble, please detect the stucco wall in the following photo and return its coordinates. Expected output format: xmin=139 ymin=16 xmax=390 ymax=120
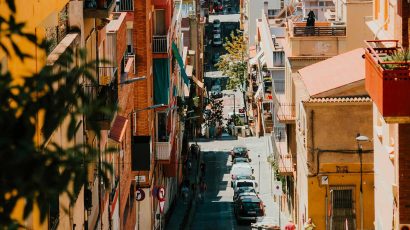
xmin=373 ymin=105 xmax=397 ymax=229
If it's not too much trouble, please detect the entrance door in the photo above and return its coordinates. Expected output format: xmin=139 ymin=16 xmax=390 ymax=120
xmin=330 ymin=186 xmax=356 ymax=230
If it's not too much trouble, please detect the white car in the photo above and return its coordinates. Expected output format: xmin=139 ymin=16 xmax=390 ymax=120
xmin=233 ymin=179 xmax=258 ymax=193
xmin=231 ymin=163 xmax=253 ymax=187
xmin=213 ymin=33 xmax=223 ymax=46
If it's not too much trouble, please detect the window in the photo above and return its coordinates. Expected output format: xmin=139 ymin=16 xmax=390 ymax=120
xmin=154 ymin=9 xmax=166 ymax=35
xmin=127 ymin=28 xmax=133 ymax=54
xmin=156 ymin=112 xmax=169 ymax=142
xmin=330 ymin=186 xmax=356 ymax=230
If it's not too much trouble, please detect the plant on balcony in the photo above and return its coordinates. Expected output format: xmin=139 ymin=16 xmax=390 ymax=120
xmin=0 ymin=1 xmax=115 ymax=227
xmin=381 ymin=49 xmax=410 ymax=70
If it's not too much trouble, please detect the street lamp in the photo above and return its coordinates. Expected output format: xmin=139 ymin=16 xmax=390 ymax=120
xmin=356 ymin=133 xmax=370 ymax=230
xmin=258 ymin=154 xmax=261 ymax=193
xmin=120 ymin=76 xmax=146 ymax=85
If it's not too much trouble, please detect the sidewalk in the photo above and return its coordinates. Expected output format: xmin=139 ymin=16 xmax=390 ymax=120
xmin=165 ymin=145 xmax=201 ymax=230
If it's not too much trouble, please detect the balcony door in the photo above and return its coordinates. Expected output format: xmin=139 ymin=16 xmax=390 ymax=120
xmin=154 ymin=9 xmax=166 ymax=35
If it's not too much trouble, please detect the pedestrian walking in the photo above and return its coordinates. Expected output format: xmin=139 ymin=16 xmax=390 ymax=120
xmin=304 ymin=218 xmax=316 ymax=230
xmin=285 ymin=219 xmax=296 ymax=230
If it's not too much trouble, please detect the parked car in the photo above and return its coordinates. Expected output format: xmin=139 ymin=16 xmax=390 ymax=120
xmin=233 ymin=157 xmax=251 ymax=164
xmin=231 ymin=163 xmax=253 ymax=187
xmin=210 ymin=84 xmax=222 ymax=98
xmin=233 ymin=179 xmax=258 ymax=193
xmin=213 ymin=33 xmax=223 ymax=46
xmin=233 ymin=189 xmax=257 ymax=202
xmin=234 ymin=195 xmax=265 ymax=223
xmin=230 ymin=146 xmax=249 ymax=161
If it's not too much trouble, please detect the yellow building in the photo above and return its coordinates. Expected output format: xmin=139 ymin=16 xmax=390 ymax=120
xmin=0 ymin=0 xmax=116 ymax=228
xmin=294 ymin=48 xmax=374 ymax=229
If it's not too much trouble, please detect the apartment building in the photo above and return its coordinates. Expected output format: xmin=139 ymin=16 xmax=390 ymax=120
xmin=363 ymin=0 xmax=410 ymax=229
xmin=295 ymin=49 xmax=374 ymax=230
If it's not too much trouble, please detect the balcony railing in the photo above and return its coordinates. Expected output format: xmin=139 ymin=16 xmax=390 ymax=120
xmin=277 ymin=102 xmax=295 ymax=123
xmin=271 ymin=127 xmax=294 ymax=175
xmin=364 ymin=40 xmax=410 ymax=122
xmin=153 ymin=35 xmax=168 ymax=53
xmin=84 ymin=0 xmax=116 ymax=18
xmin=116 ymin=0 xmax=133 ymax=11
xmin=99 ymin=66 xmax=118 ymax=86
xmin=293 ymin=26 xmax=346 ymax=37
xmin=85 ymin=79 xmax=118 ymax=130
xmin=155 ymin=141 xmax=171 ymax=161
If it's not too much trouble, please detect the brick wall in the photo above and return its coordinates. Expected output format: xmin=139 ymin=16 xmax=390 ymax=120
xmin=399 ymin=123 xmax=410 ymax=223
xmin=134 ymin=0 xmax=153 ymax=136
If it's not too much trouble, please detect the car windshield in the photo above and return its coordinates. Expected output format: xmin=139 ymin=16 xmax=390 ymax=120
xmin=233 ymin=147 xmax=247 ymax=153
xmin=235 ymin=158 xmax=248 ymax=163
xmin=237 ymin=182 xmax=254 ymax=187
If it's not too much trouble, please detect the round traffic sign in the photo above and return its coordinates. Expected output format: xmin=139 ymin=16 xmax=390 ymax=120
xmin=157 ymin=186 xmax=166 ymax=200
xmin=136 ymin=188 xmax=145 ymax=201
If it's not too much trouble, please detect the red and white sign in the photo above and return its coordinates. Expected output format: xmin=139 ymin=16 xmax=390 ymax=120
xmin=159 ymin=200 xmax=165 ymax=214
xmin=157 ymin=186 xmax=166 ymax=200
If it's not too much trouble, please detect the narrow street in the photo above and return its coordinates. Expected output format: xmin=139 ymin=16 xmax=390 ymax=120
xmin=191 ymin=136 xmax=289 ymax=229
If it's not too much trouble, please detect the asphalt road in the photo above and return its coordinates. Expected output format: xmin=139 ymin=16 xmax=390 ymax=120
xmin=190 ymin=135 xmax=288 ymax=230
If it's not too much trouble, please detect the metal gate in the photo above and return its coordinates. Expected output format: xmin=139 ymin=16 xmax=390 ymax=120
xmin=330 ymin=186 xmax=356 ymax=230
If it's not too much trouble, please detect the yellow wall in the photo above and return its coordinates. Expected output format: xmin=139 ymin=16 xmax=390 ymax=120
xmin=1 ymin=1 xmax=71 ymax=228
xmin=0 ymin=0 xmax=69 ymax=78
xmin=308 ymin=173 xmax=375 ymax=230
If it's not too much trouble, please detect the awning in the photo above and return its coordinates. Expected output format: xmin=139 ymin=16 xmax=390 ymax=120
xmin=172 ymin=42 xmax=190 ymax=86
xmin=191 ymin=75 xmax=204 ymax=89
xmin=249 ymin=50 xmax=263 ymax=66
xmin=109 ymin=116 xmax=129 ymax=143
xmin=153 ymin=58 xmax=170 ymax=104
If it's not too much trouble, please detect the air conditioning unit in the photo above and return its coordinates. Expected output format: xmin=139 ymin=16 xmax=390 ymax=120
xmin=400 ymin=224 xmax=410 ymax=230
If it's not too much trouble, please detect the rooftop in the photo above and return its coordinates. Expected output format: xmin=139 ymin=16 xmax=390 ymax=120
xmin=298 ymin=48 xmax=364 ymax=96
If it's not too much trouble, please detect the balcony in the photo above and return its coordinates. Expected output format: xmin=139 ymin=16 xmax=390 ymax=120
xmin=291 ymin=23 xmax=346 ymax=37
xmin=116 ymin=0 xmax=133 ymax=11
xmin=364 ymin=40 xmax=410 ymax=123
xmin=84 ymin=0 xmax=116 ymax=18
xmin=272 ymin=127 xmax=294 ymax=176
xmin=99 ymin=66 xmax=118 ymax=86
xmin=85 ymin=81 xmax=118 ymax=130
xmin=152 ymin=35 xmax=169 ymax=53
xmin=286 ymin=21 xmax=347 ymax=56
xmin=155 ymin=141 xmax=171 ymax=161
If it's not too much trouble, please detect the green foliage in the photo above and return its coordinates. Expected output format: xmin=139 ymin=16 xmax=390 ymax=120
xmin=204 ymin=98 xmax=223 ymax=127
xmin=0 ymin=1 xmax=115 ymax=227
xmin=381 ymin=49 xmax=410 ymax=70
xmin=215 ymin=31 xmax=247 ymax=91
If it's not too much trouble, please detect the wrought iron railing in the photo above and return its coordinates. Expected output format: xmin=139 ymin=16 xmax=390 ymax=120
xmin=152 ymin=35 xmax=168 ymax=53
xmin=117 ymin=0 xmax=133 ymax=11
xmin=84 ymin=0 xmax=115 ymax=9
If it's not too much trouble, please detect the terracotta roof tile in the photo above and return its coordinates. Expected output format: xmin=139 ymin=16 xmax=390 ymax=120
xmin=303 ymin=96 xmax=372 ymax=103
xmin=298 ymin=48 xmax=365 ymax=96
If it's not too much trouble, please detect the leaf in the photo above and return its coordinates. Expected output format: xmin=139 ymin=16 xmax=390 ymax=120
xmin=5 ymin=0 xmax=16 ymax=12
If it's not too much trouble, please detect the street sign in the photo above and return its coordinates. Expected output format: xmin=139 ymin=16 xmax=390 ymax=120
xmin=135 ymin=188 xmax=145 ymax=201
xmin=157 ymin=186 xmax=166 ymax=200
xmin=273 ymin=181 xmax=283 ymax=196
xmin=321 ymin=176 xmax=329 ymax=185
xmin=135 ymin=175 xmax=146 ymax=183
xmin=159 ymin=200 xmax=165 ymax=214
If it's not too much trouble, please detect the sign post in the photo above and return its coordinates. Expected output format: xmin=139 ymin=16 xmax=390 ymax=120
xmin=273 ymin=181 xmax=283 ymax=228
